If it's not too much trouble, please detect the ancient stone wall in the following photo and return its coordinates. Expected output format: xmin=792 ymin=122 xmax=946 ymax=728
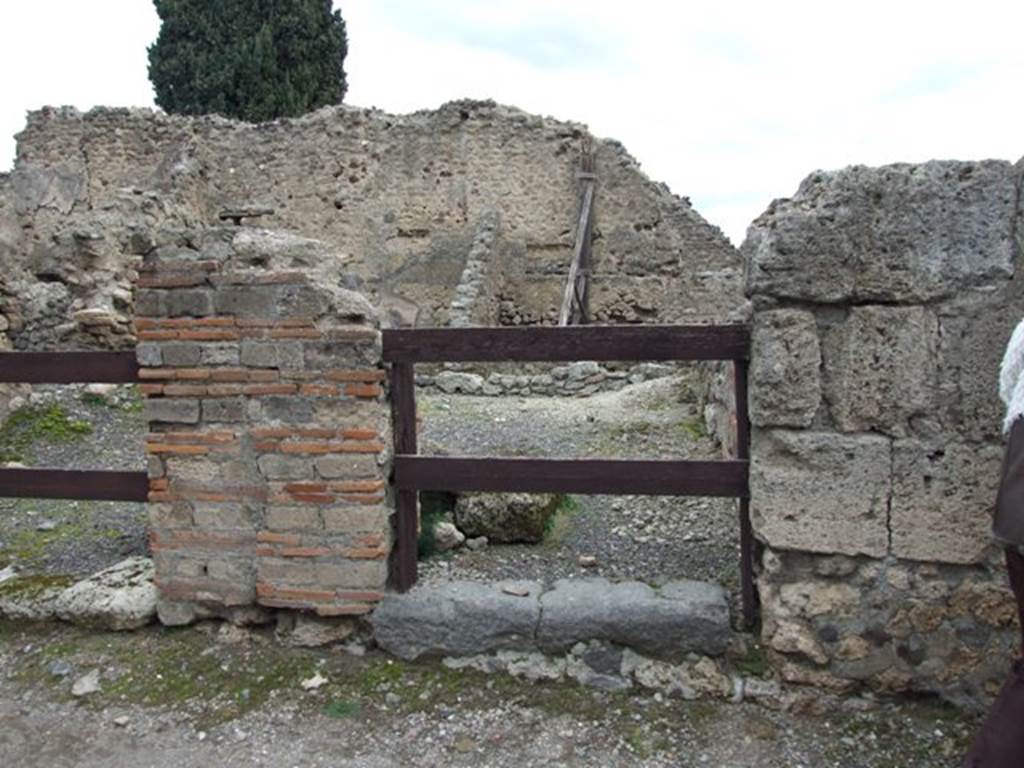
xmin=745 ymin=159 xmax=1024 ymax=708
xmin=6 ymin=101 xmax=742 ymax=355
xmin=139 ymin=226 xmax=391 ymax=625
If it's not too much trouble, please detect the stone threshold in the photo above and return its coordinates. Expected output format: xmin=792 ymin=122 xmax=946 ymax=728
xmin=370 ymin=576 xmax=732 ymax=661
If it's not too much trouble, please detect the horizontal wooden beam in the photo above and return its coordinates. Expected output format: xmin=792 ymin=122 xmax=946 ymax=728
xmin=382 ymin=324 xmax=750 ymax=363
xmin=0 ymin=352 xmax=140 ymax=384
xmin=0 ymin=469 xmax=149 ymax=502
xmin=393 ymin=456 xmax=749 ymax=497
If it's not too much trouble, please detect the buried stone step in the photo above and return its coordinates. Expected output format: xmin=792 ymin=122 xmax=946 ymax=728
xmin=370 ymin=577 xmax=731 ymax=662
xmin=536 ymin=578 xmax=731 ymax=659
xmin=371 ymin=580 xmax=543 ymax=661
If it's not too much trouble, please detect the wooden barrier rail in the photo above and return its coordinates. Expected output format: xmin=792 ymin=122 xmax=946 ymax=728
xmin=0 ymin=351 xmax=148 ymax=502
xmin=382 ymin=324 xmax=758 ymax=628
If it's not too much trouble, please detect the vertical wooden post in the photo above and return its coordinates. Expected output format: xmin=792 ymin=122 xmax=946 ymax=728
xmin=390 ymin=362 xmax=418 ymax=592
xmin=734 ymin=358 xmax=757 ymax=630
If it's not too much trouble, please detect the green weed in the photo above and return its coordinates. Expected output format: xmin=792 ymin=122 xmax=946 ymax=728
xmin=0 ymin=405 xmax=92 ymax=463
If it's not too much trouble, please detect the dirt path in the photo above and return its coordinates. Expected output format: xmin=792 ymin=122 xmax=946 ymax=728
xmin=0 ymin=621 xmax=978 ymax=768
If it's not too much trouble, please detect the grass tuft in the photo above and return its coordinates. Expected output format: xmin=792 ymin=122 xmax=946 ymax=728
xmin=0 ymin=404 xmax=92 ymax=463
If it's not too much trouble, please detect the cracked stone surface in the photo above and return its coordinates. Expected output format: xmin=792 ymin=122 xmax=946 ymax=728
xmin=371 ymin=577 xmax=731 ymax=661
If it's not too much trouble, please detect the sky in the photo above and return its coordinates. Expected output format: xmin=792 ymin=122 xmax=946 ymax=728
xmin=0 ymin=1 xmax=1021 ymax=245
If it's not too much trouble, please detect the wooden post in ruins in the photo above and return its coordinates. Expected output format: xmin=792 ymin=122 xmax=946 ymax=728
xmin=558 ymin=140 xmax=596 ymax=326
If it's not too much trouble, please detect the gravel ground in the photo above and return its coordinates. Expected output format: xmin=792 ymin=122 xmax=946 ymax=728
xmin=418 ymin=377 xmax=740 ymax=594
xmin=0 ymin=377 xmax=738 ymax=596
xmin=0 ymin=620 xmax=979 ymax=768
xmin=0 ymin=385 xmax=147 ymax=577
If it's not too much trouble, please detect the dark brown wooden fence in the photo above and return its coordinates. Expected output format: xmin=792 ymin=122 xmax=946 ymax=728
xmin=382 ymin=324 xmax=758 ymax=627
xmin=0 ymin=352 xmax=148 ymax=502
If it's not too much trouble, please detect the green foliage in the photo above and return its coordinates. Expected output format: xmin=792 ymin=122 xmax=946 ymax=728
xmin=148 ymin=0 xmax=348 ymax=122
xmin=322 ymin=699 xmax=360 ymax=718
xmin=417 ymin=491 xmax=456 ymax=560
xmin=733 ymin=643 xmax=770 ymax=678
xmin=0 ymin=405 xmax=92 ymax=463
xmin=542 ymin=493 xmax=579 ymax=546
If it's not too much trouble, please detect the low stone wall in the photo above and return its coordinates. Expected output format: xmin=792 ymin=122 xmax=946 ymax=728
xmin=746 ymin=159 xmax=1024 ymax=709
xmin=138 ymin=226 xmax=393 ymax=624
xmin=415 ymin=361 xmax=690 ymax=398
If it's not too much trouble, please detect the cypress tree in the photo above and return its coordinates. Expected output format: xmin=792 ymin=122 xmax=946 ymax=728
xmin=148 ymin=0 xmax=348 ymax=122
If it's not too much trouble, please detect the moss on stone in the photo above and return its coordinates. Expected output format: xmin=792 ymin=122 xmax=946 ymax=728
xmin=0 ymin=404 xmax=92 ymax=463
xmin=0 ymin=573 xmax=73 ymax=599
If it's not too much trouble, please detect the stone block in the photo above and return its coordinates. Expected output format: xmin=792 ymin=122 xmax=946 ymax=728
xmin=435 ymin=371 xmax=484 ymax=394
xmin=537 ymin=578 xmax=730 ymax=658
xmin=265 ymin=506 xmax=321 ymax=531
xmin=231 ymin=228 xmax=327 ymax=263
xmin=454 ymin=492 xmax=559 ymax=543
xmin=277 ymin=284 xmax=330 ymax=318
xmin=145 ymin=398 xmax=200 ymax=424
xmin=161 ymin=342 xmax=202 ymax=367
xmin=257 ymin=454 xmax=311 ymax=480
xmin=750 ymin=309 xmax=821 ymax=427
xmin=136 ymin=342 xmax=162 ymax=366
xmin=823 ymin=305 xmax=939 ymax=436
xmin=260 ymin=396 xmax=313 ymax=423
xmin=240 ymin=340 xmax=304 ymax=369
xmin=206 ymin=557 xmax=255 ymax=584
xmin=744 ymin=160 xmax=1018 ymax=303
xmin=321 ymin=505 xmax=387 ymax=533
xmin=277 ymin=613 xmax=357 ymax=647
xmin=165 ymin=289 xmax=214 ymax=317
xmin=214 ymin=285 xmax=281 ymax=318
xmin=891 ymin=439 xmax=1003 ymax=563
xmin=164 ymin=457 xmax=252 ymax=485
xmin=52 ymin=557 xmax=156 ymax=631
xmin=258 ymin=557 xmax=316 ymax=585
xmin=304 ymin=338 xmax=382 ymax=370
xmin=750 ymin=429 xmax=891 ymax=557
xmin=201 ymin=397 xmax=245 ymax=422
xmin=135 ymin=289 xmax=165 ymax=317
xmin=191 ymin=503 xmax=253 ymax=529
xmin=315 ymin=454 xmax=380 ymax=479
xmin=150 ymin=501 xmax=191 ymax=527
xmin=312 ymin=400 xmax=385 ymax=428
xmin=372 ymin=581 xmax=543 ymax=660
xmin=200 ymin=343 xmax=241 ymax=366
xmin=936 ymin=287 xmax=1024 ymax=443
xmin=12 ymin=161 xmax=87 ymax=215
xmin=314 ymin=559 xmax=387 ymax=589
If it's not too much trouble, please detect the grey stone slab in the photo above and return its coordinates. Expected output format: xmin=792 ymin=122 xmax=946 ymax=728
xmin=53 ymin=557 xmax=157 ymax=631
xmin=200 ymin=343 xmax=241 ymax=366
xmin=936 ymin=287 xmax=1024 ymax=443
xmin=144 ymin=398 xmax=199 ymax=424
xmin=823 ymin=305 xmax=939 ymax=437
xmin=537 ymin=578 xmax=731 ymax=658
xmin=202 ymin=397 xmax=245 ymax=423
xmin=891 ymin=439 xmax=1003 ymax=564
xmin=750 ymin=309 xmax=821 ymax=428
xmin=161 ymin=342 xmax=201 ymax=367
xmin=165 ymin=289 xmax=214 ymax=318
xmin=240 ymin=340 xmax=304 ymax=369
xmin=257 ymin=454 xmax=310 ymax=481
xmin=372 ymin=580 xmax=542 ymax=661
xmin=745 ymin=160 xmax=1018 ymax=304
xmin=750 ymin=429 xmax=891 ymax=558
xmin=135 ymin=342 xmax=162 ymax=367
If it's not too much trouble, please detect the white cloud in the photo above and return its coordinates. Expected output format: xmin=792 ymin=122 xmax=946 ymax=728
xmin=1 ymin=0 xmax=1021 ymax=244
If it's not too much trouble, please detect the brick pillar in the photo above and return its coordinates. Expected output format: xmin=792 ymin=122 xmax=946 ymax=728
xmin=137 ymin=227 xmax=390 ymax=623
